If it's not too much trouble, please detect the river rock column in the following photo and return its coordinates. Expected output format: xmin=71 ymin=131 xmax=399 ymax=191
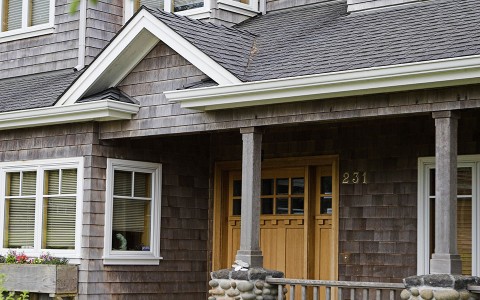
xmin=236 ymin=127 xmax=264 ymax=268
xmin=401 ymin=275 xmax=480 ymax=300
xmin=208 ymin=268 xmax=286 ymax=300
xmin=430 ymin=111 xmax=462 ymax=274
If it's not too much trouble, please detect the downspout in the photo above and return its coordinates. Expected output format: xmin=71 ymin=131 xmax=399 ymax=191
xmin=74 ymin=0 xmax=87 ymax=71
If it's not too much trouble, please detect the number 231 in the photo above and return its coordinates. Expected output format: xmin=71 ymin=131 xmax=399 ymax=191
xmin=342 ymin=172 xmax=367 ymax=184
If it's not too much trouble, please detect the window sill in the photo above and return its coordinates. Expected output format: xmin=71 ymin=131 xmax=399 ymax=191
xmin=103 ymin=255 xmax=163 ymax=265
xmin=217 ymin=0 xmax=258 ymax=17
xmin=175 ymin=7 xmax=211 ymax=19
xmin=0 ymin=24 xmax=55 ymax=43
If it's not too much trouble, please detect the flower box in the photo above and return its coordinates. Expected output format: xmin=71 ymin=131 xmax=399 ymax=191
xmin=0 ymin=264 xmax=78 ymax=295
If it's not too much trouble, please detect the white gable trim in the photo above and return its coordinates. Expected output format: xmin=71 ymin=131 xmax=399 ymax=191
xmin=0 ymin=100 xmax=139 ymax=131
xmin=165 ymin=54 xmax=480 ymax=110
xmin=56 ymin=9 xmax=241 ymax=107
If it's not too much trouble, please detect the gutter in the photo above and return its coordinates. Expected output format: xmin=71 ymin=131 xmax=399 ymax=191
xmin=74 ymin=0 xmax=87 ymax=71
xmin=0 ymin=100 xmax=139 ymax=131
xmin=164 ymin=55 xmax=480 ymax=110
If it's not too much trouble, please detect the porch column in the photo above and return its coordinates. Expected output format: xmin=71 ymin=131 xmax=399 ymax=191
xmin=235 ymin=127 xmax=263 ymax=268
xmin=430 ymin=111 xmax=462 ymax=274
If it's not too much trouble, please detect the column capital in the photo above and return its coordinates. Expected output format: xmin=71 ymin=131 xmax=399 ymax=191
xmin=240 ymin=127 xmax=264 ymax=134
xmin=432 ymin=111 xmax=460 ymax=120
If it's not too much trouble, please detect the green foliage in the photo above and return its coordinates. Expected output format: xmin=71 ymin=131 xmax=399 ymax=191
xmin=0 ymin=275 xmax=29 ymax=300
xmin=69 ymin=0 xmax=99 ymax=14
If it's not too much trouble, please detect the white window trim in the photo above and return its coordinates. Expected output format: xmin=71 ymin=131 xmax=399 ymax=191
xmin=0 ymin=157 xmax=84 ymax=263
xmin=103 ymin=159 xmax=162 ymax=265
xmin=417 ymin=155 xmax=480 ymax=276
xmin=0 ymin=0 xmax=55 ymax=43
xmin=123 ymin=0 xmax=212 ymax=22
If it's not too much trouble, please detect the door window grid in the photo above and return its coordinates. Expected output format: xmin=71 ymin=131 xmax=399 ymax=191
xmin=231 ymin=176 xmax=305 ymax=216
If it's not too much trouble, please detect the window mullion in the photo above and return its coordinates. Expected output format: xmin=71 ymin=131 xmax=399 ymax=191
xmin=34 ymin=167 xmax=44 ymax=251
xmin=0 ymin=170 xmax=6 ymax=249
xmin=22 ymin=0 xmax=29 ymax=28
xmin=0 ymin=0 xmax=4 ymax=32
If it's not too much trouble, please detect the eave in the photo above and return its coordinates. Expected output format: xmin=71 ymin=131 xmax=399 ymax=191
xmin=0 ymin=100 xmax=139 ymax=131
xmin=164 ymin=55 xmax=480 ymax=110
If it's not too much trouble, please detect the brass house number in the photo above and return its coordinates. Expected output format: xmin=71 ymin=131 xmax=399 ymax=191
xmin=342 ymin=172 xmax=367 ymax=184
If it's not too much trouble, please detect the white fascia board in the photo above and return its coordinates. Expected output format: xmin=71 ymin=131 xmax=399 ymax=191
xmin=57 ymin=9 xmax=240 ymax=106
xmin=165 ymin=55 xmax=480 ymax=111
xmin=0 ymin=100 xmax=139 ymax=131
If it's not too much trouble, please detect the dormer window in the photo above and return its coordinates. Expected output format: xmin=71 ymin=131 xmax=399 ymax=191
xmin=0 ymin=0 xmax=55 ymax=43
xmin=124 ymin=0 xmax=258 ymax=22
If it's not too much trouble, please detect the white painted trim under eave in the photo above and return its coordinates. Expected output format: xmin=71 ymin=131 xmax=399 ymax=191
xmin=165 ymin=54 xmax=480 ymax=111
xmin=0 ymin=100 xmax=139 ymax=131
xmin=56 ymin=9 xmax=241 ymax=107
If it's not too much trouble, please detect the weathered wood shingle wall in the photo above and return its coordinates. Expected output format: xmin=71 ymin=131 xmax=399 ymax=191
xmin=0 ymin=0 xmax=80 ymax=79
xmin=0 ymin=123 xmax=210 ymax=299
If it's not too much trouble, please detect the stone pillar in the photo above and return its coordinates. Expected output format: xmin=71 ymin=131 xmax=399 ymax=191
xmin=235 ymin=127 xmax=263 ymax=268
xmin=430 ymin=111 xmax=462 ymax=274
xmin=401 ymin=275 xmax=480 ymax=300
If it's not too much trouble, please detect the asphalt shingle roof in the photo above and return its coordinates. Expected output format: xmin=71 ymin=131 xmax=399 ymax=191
xmin=150 ymin=0 xmax=480 ymax=83
xmin=0 ymin=69 xmax=82 ymax=113
xmin=76 ymin=88 xmax=138 ymax=104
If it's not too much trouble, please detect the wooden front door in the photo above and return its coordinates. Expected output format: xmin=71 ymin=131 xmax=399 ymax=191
xmin=213 ymin=157 xmax=338 ymax=283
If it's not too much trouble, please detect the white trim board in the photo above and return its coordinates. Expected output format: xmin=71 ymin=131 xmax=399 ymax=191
xmin=165 ymin=54 xmax=480 ymax=111
xmin=0 ymin=100 xmax=139 ymax=131
xmin=56 ymin=8 xmax=241 ymax=107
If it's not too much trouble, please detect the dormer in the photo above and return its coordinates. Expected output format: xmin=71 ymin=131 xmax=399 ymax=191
xmin=347 ymin=0 xmax=420 ymax=12
xmin=0 ymin=0 xmax=55 ymax=42
xmin=124 ymin=0 xmax=260 ymax=26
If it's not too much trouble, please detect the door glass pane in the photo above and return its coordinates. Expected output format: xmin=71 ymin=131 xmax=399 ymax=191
xmin=429 ymin=169 xmax=435 ymax=196
xmin=291 ymin=178 xmax=304 ymax=194
xmin=276 ymin=178 xmax=289 ymax=195
xmin=320 ymin=196 xmax=332 ymax=214
xmin=321 ymin=176 xmax=332 ymax=194
xmin=276 ymin=198 xmax=288 ymax=214
xmin=232 ymin=199 xmax=241 ymax=216
xmin=261 ymin=198 xmax=273 ymax=215
xmin=291 ymin=197 xmax=304 ymax=214
xmin=233 ymin=180 xmax=241 ymax=197
xmin=261 ymin=179 xmax=274 ymax=196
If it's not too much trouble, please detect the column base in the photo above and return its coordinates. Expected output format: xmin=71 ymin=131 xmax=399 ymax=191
xmin=209 ymin=268 xmax=285 ymax=300
xmin=430 ymin=254 xmax=462 ymax=275
xmin=235 ymin=250 xmax=263 ymax=268
xmin=402 ymin=274 xmax=480 ymax=300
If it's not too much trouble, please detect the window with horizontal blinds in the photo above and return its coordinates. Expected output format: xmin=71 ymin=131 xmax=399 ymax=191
xmin=31 ymin=0 xmax=49 ymax=26
xmin=112 ymin=170 xmax=152 ymax=251
xmin=138 ymin=0 xmax=164 ymax=10
xmin=4 ymin=171 xmax=37 ymax=248
xmin=42 ymin=169 xmax=77 ymax=249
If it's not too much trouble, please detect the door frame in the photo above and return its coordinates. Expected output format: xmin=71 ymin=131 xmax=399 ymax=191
xmin=212 ymin=155 xmax=339 ymax=280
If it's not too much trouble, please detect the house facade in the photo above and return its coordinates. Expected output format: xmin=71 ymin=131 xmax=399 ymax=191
xmin=0 ymin=0 xmax=479 ymax=298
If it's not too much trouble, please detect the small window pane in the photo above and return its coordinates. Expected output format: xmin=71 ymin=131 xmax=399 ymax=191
xmin=173 ymin=0 xmax=203 ymax=12
xmin=457 ymin=168 xmax=472 ymax=196
xmin=320 ymin=196 xmax=332 ymax=214
xmin=61 ymin=169 xmax=77 ymax=194
xmin=232 ymin=199 xmax=241 ymax=216
xmin=291 ymin=197 xmax=304 ymax=214
xmin=139 ymin=0 xmax=164 ymax=10
xmin=31 ymin=0 xmax=50 ymax=26
xmin=45 ymin=170 xmax=59 ymax=195
xmin=43 ymin=197 xmax=76 ymax=249
xmin=261 ymin=179 xmax=274 ymax=196
xmin=134 ymin=172 xmax=151 ymax=198
xmin=429 ymin=169 xmax=435 ymax=196
xmin=276 ymin=178 xmax=289 ymax=195
xmin=112 ymin=198 xmax=151 ymax=251
xmin=261 ymin=198 xmax=273 ymax=215
xmin=321 ymin=176 xmax=332 ymax=195
xmin=233 ymin=180 xmax=241 ymax=197
xmin=22 ymin=171 xmax=37 ymax=196
xmin=291 ymin=178 xmax=304 ymax=194
xmin=5 ymin=198 xmax=35 ymax=248
xmin=276 ymin=198 xmax=288 ymax=214
xmin=6 ymin=173 xmax=20 ymax=197
xmin=6 ymin=0 xmax=22 ymax=31
xmin=114 ymin=171 xmax=132 ymax=196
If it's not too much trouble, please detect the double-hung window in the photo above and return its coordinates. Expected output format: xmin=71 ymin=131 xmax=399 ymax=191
xmin=0 ymin=158 xmax=83 ymax=261
xmin=418 ymin=155 xmax=480 ymax=276
xmin=0 ymin=0 xmax=55 ymax=42
xmin=103 ymin=159 xmax=162 ymax=265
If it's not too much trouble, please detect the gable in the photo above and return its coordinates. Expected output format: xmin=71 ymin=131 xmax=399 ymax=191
xmin=55 ymin=8 xmax=242 ymax=107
